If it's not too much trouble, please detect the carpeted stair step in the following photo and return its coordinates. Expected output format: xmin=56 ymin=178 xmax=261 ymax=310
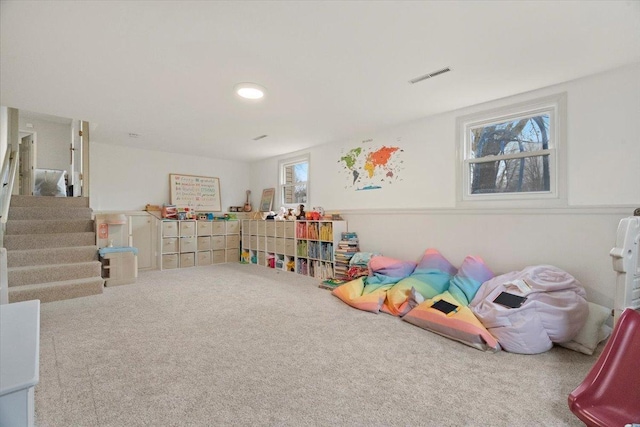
xmin=8 ymin=276 xmax=104 ymax=304
xmin=7 ymin=246 xmax=99 ymax=268
xmin=5 ymin=196 xmax=103 ymax=304
xmin=8 ymin=206 xmax=92 ymax=220
xmin=5 ymin=219 xmax=94 ymax=235
xmin=3 ymin=232 xmax=96 ymax=250
xmin=10 ymin=195 xmax=89 ymax=208
xmin=8 ymin=261 xmax=102 ymax=287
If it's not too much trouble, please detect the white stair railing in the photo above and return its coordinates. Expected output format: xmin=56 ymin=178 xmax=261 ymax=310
xmin=0 ymin=147 xmax=19 ymax=215
xmin=0 ymin=248 xmax=7 ymax=305
xmin=0 ymin=146 xmax=19 ymax=304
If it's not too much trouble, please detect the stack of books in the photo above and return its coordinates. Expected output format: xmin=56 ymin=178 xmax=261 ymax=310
xmin=319 ymin=278 xmax=347 ymax=291
xmin=334 ymin=232 xmax=359 ymax=281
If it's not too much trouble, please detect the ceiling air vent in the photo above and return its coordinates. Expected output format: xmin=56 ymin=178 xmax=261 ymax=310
xmin=408 ymin=67 xmax=452 ymax=84
xmin=252 ymin=134 xmax=268 ymax=141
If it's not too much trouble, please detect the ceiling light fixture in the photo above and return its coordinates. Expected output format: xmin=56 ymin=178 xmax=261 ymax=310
xmin=235 ymin=82 xmax=266 ymax=100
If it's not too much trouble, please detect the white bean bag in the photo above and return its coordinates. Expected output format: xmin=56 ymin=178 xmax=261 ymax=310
xmin=470 ymin=265 xmax=588 ymax=354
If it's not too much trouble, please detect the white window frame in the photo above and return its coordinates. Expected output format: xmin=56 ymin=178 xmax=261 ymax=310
xmin=456 ymin=93 xmax=567 ymax=208
xmin=278 ymin=154 xmax=310 ymax=208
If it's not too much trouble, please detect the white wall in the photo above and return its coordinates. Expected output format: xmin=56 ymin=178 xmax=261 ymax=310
xmin=254 ymin=63 xmax=640 ymax=210
xmin=18 ymin=115 xmax=71 ymax=172
xmin=0 ymin=106 xmax=8 ymax=164
xmin=90 ymin=143 xmax=251 ymax=211
xmin=250 ymin=64 xmax=640 ymax=308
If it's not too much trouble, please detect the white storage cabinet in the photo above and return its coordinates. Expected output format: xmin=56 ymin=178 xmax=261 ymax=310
xmin=160 ymin=219 xmax=240 ymax=269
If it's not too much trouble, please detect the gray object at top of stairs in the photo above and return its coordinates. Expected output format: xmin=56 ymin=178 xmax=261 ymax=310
xmin=5 ymin=195 xmax=104 ymax=303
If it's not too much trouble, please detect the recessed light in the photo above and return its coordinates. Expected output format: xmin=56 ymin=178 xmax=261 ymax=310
xmin=235 ymin=82 xmax=266 ymax=100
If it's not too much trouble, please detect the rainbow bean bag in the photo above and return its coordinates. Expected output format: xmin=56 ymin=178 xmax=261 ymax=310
xmin=447 ymin=255 xmax=494 ymax=306
xmin=332 ymin=256 xmax=417 ymax=313
xmin=331 ymin=277 xmax=387 ymax=313
xmin=402 ymin=290 xmax=501 ymax=352
xmin=382 ymin=249 xmax=457 ymax=316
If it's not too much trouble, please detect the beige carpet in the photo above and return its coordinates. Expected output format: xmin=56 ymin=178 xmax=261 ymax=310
xmin=35 ymin=263 xmax=596 ymax=426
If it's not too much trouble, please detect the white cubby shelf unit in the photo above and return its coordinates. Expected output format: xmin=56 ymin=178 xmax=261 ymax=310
xmin=241 ymin=219 xmax=347 ymax=279
xmin=160 ymin=219 xmax=240 ymax=270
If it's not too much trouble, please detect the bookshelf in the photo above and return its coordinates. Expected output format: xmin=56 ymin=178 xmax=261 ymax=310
xmin=241 ymin=219 xmax=347 ymax=279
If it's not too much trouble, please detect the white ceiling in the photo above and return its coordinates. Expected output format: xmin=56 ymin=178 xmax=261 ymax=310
xmin=1 ymin=1 xmax=639 ymax=162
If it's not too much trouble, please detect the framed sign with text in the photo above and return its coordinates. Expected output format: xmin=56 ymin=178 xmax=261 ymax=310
xmin=169 ymin=174 xmax=221 ymax=212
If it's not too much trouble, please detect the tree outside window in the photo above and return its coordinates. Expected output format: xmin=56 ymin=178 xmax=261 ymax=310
xmin=469 ymin=114 xmax=550 ymax=194
xmin=459 ymin=93 xmax=565 ymax=205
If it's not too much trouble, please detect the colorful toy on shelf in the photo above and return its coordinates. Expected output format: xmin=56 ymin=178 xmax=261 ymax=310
xmin=161 ymin=204 xmax=177 ymax=219
xmin=296 ymin=204 xmax=306 ymax=220
xmin=275 ymin=207 xmax=287 ymax=221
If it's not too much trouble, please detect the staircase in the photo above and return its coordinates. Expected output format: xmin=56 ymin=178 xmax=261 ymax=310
xmin=4 ymin=195 xmax=104 ymax=303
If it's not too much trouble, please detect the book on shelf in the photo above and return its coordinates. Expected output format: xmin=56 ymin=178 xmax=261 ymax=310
xmin=335 ymin=247 xmax=360 ymax=257
xmin=335 ymin=253 xmax=355 ymax=258
xmin=338 ymin=240 xmax=358 ymax=245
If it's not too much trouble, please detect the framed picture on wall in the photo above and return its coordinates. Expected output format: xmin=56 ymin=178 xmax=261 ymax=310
xmin=170 ymin=174 xmax=221 ymax=212
xmin=259 ymin=188 xmax=275 ymax=212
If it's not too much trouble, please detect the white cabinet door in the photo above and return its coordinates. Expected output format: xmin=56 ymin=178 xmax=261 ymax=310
xmin=131 ymin=215 xmax=156 ymax=270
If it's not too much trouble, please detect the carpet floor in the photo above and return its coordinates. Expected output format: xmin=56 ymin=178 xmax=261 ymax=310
xmin=34 ymin=263 xmax=595 ymax=426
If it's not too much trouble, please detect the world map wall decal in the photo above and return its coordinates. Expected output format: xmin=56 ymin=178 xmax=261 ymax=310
xmin=338 ymin=140 xmax=405 ymax=190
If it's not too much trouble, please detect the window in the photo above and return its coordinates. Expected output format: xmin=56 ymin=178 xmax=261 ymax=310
xmin=279 ymin=155 xmax=309 ymax=206
xmin=458 ymin=93 xmax=566 ymax=205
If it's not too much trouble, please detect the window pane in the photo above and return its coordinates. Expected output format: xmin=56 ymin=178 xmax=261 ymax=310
xmin=470 ymin=114 xmax=550 ymax=160
xmin=294 ymin=184 xmax=307 ymax=203
xmin=283 ymin=184 xmax=307 ymax=204
xmin=280 ymin=156 xmax=309 ymax=205
xmin=283 ymin=185 xmax=294 ymax=204
xmin=470 ymin=155 xmax=550 ymax=194
xmin=285 ymin=162 xmax=308 ymax=185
